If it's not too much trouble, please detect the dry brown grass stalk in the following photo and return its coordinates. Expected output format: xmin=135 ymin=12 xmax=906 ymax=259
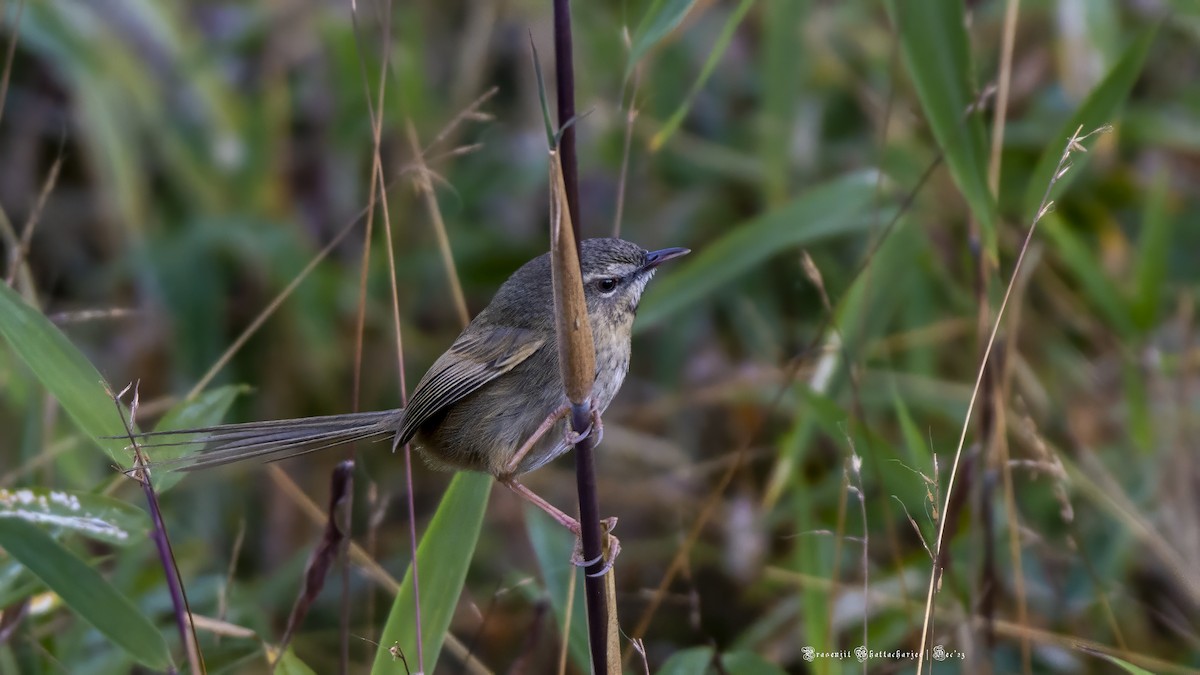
xmin=407 ymin=120 xmax=470 ymax=329
xmin=915 ymin=124 xmax=1110 ymax=673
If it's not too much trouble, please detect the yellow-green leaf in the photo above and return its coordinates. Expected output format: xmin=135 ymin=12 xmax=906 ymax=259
xmin=888 ymin=0 xmax=996 ymax=252
xmin=0 ymin=281 xmax=129 ymax=464
xmin=1023 ymin=25 xmax=1159 ymax=220
xmin=371 ymin=471 xmax=491 ymax=674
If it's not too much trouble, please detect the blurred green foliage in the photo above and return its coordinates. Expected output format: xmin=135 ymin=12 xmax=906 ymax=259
xmin=2 ymin=0 xmax=1199 ymax=673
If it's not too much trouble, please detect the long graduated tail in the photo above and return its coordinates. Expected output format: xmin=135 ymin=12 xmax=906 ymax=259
xmin=131 ymin=409 xmax=402 ymax=471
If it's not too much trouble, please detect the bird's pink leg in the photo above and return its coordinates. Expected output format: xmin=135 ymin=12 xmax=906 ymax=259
xmin=503 ymin=479 xmax=579 ymax=533
xmin=503 ymin=404 xmax=572 ymax=475
xmin=502 ymin=479 xmax=621 ymax=577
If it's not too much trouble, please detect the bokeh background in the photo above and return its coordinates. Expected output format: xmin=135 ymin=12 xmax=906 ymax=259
xmin=2 ymin=0 xmax=1199 ymax=673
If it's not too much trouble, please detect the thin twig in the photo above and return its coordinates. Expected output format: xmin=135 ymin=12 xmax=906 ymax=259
xmin=110 ymin=382 xmax=204 ymax=675
xmin=424 ymin=86 xmax=498 ymax=154
xmin=6 ymin=133 xmax=65 ymax=286
xmin=376 ymin=114 xmax=425 ymax=675
xmin=407 ymin=120 xmax=470 ymax=328
xmin=344 ymin=0 xmax=396 ymax=667
xmin=47 ymin=307 xmax=142 ymax=324
xmin=0 ymin=0 xmax=25 ymax=129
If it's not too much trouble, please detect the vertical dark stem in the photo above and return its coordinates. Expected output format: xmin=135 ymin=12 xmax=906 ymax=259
xmin=110 ymin=388 xmax=201 ymax=674
xmin=553 ymin=0 xmax=581 ymax=250
xmin=553 ymin=0 xmax=609 ymax=672
xmin=572 ymin=405 xmax=606 ymax=672
xmin=144 ymin=482 xmax=196 ymax=674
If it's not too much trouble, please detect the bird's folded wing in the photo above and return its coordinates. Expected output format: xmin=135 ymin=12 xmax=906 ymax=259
xmin=397 ymin=325 xmax=546 ymax=444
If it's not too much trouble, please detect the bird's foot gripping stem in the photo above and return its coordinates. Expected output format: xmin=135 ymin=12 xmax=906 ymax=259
xmin=502 ymin=480 xmax=620 ymax=577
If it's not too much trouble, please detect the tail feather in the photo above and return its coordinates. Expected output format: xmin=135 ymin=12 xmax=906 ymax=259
xmin=133 ymin=409 xmax=402 ymax=471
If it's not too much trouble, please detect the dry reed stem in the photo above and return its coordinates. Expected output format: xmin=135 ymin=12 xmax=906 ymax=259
xmin=989 ymin=0 xmax=1021 ymax=195
xmin=915 ymin=125 xmax=1108 ymax=673
xmin=604 ymin=556 xmax=620 ymax=667
xmin=549 ymin=150 xmax=596 ymax=404
xmin=555 ymin=563 xmax=577 ymax=675
xmin=989 ymin=4 xmax=1027 ymax=669
xmin=550 ymin=145 xmax=617 ymax=673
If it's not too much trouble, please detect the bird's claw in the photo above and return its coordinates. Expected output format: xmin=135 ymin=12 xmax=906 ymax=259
xmin=564 ymin=408 xmax=604 ymax=447
xmin=571 ymin=517 xmax=620 ymax=577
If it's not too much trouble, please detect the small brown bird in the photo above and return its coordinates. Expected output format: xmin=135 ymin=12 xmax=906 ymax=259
xmin=139 ymin=238 xmax=688 ymax=533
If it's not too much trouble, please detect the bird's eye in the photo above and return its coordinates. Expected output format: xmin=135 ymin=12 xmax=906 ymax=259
xmin=597 ymin=278 xmax=619 ymax=293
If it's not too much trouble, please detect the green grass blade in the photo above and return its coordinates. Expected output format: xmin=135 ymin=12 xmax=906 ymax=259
xmin=0 ymin=488 xmax=149 ymax=547
xmin=0 ymin=281 xmax=129 ymax=464
xmin=1080 ymin=650 xmax=1155 ymax=675
xmin=887 ymin=0 xmax=996 ymax=252
xmin=524 ymin=504 xmax=590 ymax=673
xmin=759 ymin=0 xmax=807 ymax=206
xmin=1041 ymin=214 xmax=1136 ymax=338
xmin=275 ymin=648 xmax=319 ymax=675
xmin=626 ymin=0 xmax=698 ymax=81
xmin=1130 ymin=169 xmax=1172 ymax=330
xmin=0 ymin=517 xmax=170 ymax=669
xmin=650 ymin=0 xmax=756 ymax=150
xmin=529 ymin=36 xmax=555 ymax=149
xmin=1023 ymin=25 xmax=1159 ymax=219
xmin=147 ymin=385 xmax=245 ymax=493
xmin=718 ymin=650 xmax=788 ymax=675
xmin=371 ymin=472 xmax=492 ymax=674
xmin=636 ymin=170 xmax=886 ymax=332
xmin=0 ymin=561 xmax=41 ymax=611
xmin=658 ymin=646 xmax=716 ymax=674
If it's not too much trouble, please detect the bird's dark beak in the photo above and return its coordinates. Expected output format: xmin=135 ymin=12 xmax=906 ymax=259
xmin=642 ymin=247 xmax=690 ymax=272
